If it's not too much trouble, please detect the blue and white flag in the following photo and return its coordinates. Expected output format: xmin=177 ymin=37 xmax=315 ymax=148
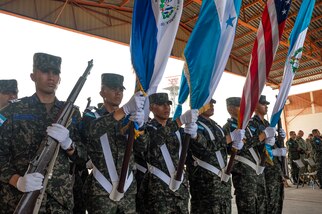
xmin=173 ymin=72 xmax=189 ymax=120
xmin=131 ymin=0 xmax=183 ymax=95
xmin=182 ymin=0 xmax=242 ymax=110
xmin=270 ymin=0 xmax=315 ymax=127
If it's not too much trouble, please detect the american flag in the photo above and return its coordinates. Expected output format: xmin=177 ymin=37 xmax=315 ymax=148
xmin=238 ymin=0 xmax=292 ymax=129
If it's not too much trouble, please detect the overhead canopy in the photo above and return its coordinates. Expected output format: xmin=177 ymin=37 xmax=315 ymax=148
xmin=1 ymin=0 xmax=321 ymax=89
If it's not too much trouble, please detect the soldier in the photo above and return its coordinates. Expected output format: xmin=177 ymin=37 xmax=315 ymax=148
xmin=137 ymin=92 xmax=198 ymax=214
xmin=223 ymin=97 xmax=267 ymax=214
xmin=254 ymin=95 xmax=286 ymax=214
xmin=84 ymin=73 xmax=146 ymax=213
xmin=0 ymin=53 xmax=83 ymax=213
xmin=0 ymin=79 xmax=18 ymax=109
xmin=187 ymin=98 xmax=244 ymax=214
xmin=286 ymin=131 xmax=301 ymax=184
xmin=311 ymin=129 xmax=322 ymax=188
xmin=306 ymin=133 xmax=314 ymax=159
xmin=296 ymin=130 xmax=308 ymax=172
xmin=73 ymin=75 xmax=126 ymax=214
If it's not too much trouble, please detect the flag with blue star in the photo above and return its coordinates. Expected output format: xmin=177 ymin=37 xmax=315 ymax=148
xmin=174 ymin=0 xmax=242 ymax=116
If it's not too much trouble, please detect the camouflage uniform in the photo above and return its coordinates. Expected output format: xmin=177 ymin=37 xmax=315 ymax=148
xmin=72 ymin=106 xmax=108 ymax=214
xmin=286 ymin=138 xmax=301 ymax=183
xmin=250 ymin=115 xmax=283 ymax=214
xmin=312 ymin=136 xmax=322 ymax=187
xmin=138 ymin=118 xmax=189 ymax=214
xmin=187 ymin=116 xmax=231 ymax=214
xmin=0 ymin=94 xmax=82 ymax=213
xmin=85 ymin=112 xmax=147 ymax=214
xmin=223 ymin=116 xmax=267 ymax=214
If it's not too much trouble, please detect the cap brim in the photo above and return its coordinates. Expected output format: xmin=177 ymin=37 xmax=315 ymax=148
xmin=153 ymin=100 xmax=172 ymax=105
xmin=259 ymin=101 xmax=270 ymax=105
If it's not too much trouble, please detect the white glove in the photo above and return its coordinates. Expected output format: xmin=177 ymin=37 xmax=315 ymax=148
xmin=272 ymin=148 xmax=287 ymax=157
xmin=123 ymin=91 xmax=145 ymax=115
xmin=279 ymin=128 xmax=286 ymax=139
xmin=180 ymin=109 xmax=198 ymax=124
xmin=232 ymin=140 xmax=244 ymax=150
xmin=264 ymin=127 xmax=276 ymax=138
xmin=230 ymin=129 xmax=245 ymax=143
xmin=184 ymin=123 xmax=198 ymax=138
xmin=16 ymin=172 xmax=44 ymax=192
xmin=265 ymin=137 xmax=275 ymax=146
xmin=46 ymin=123 xmax=72 ymax=150
xmin=130 ymin=110 xmax=145 ymax=128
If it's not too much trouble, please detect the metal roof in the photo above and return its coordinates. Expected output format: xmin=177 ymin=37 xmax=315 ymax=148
xmin=1 ymin=0 xmax=321 ymax=89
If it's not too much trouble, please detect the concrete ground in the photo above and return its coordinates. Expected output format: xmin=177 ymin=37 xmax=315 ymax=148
xmin=232 ymin=181 xmax=322 ymax=214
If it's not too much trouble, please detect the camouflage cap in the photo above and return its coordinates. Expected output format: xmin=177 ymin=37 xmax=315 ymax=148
xmin=149 ymin=93 xmax=172 ymax=105
xmin=226 ymin=97 xmax=241 ymax=107
xmin=259 ymin=95 xmax=270 ymax=105
xmin=0 ymin=79 xmax=18 ymax=93
xmin=33 ymin=53 xmax=62 ymax=74
xmin=101 ymin=73 xmax=125 ymax=89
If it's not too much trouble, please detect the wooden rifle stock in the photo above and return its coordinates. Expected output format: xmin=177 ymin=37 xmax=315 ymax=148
xmin=117 ymin=122 xmax=135 ymax=193
xmin=14 ymin=60 xmax=93 ymax=214
xmin=175 ymin=134 xmax=190 ymax=181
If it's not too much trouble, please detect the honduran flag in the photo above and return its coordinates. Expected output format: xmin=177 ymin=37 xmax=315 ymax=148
xmin=130 ymin=0 xmax=183 ymax=96
xmin=173 ymin=72 xmax=189 ymax=120
xmin=178 ymin=0 xmax=242 ymax=112
xmin=270 ymin=0 xmax=315 ymax=127
xmin=238 ymin=0 xmax=292 ymax=129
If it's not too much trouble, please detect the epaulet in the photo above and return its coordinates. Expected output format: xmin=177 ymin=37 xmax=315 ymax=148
xmin=0 ymin=113 xmax=7 ymax=126
xmin=8 ymin=99 xmax=21 ymax=104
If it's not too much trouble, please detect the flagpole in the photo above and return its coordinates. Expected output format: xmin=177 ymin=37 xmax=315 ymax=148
xmin=117 ymin=122 xmax=135 ymax=193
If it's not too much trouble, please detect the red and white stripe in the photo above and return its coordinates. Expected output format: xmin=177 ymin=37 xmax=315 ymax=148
xmin=238 ymin=0 xmax=289 ymax=129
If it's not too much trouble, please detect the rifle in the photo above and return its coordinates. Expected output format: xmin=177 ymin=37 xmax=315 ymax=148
xmin=86 ymin=97 xmax=91 ymax=109
xmin=14 ymin=60 xmax=93 ymax=214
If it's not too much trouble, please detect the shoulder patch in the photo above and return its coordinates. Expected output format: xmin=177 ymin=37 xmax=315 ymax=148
xmin=0 ymin=114 xmax=7 ymax=126
xmin=249 ymin=126 xmax=256 ymax=133
xmin=197 ymin=124 xmax=205 ymax=130
xmin=84 ymin=112 xmax=96 ymax=118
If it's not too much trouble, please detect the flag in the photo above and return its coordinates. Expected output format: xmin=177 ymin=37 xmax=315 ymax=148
xmin=238 ymin=0 xmax=292 ymax=129
xmin=180 ymin=0 xmax=242 ymax=111
xmin=173 ymin=72 xmax=189 ymax=120
xmin=270 ymin=0 xmax=315 ymax=127
xmin=131 ymin=0 xmax=183 ymax=95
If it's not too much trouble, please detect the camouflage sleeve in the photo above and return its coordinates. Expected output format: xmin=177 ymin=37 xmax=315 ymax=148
xmin=89 ymin=113 xmax=119 ymax=138
xmin=133 ymin=125 xmax=148 ymax=154
xmin=0 ymin=109 xmax=18 ymax=183
xmin=167 ymin=119 xmax=180 ymax=133
xmin=69 ymin=109 xmax=87 ymax=163
xmin=244 ymin=120 xmax=264 ymax=149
